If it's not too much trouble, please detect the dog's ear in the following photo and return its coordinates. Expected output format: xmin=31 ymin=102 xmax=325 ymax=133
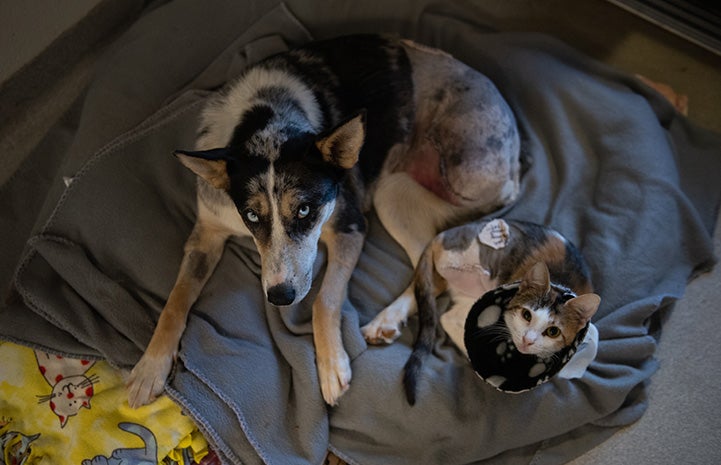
xmin=174 ymin=148 xmax=231 ymax=190
xmin=315 ymin=111 xmax=366 ymax=169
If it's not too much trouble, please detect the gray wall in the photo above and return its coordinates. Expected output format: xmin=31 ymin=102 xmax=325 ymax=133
xmin=0 ymin=0 xmax=104 ymax=86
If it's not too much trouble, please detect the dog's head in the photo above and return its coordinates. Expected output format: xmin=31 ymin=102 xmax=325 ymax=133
xmin=176 ymin=110 xmax=365 ymax=307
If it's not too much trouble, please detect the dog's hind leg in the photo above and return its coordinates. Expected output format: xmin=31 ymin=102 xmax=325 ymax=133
xmin=126 ymin=218 xmax=230 ymax=408
xmin=314 ymin=226 xmax=365 ymax=405
xmin=361 ymin=284 xmax=416 ymax=345
xmin=362 ymin=172 xmax=458 ymax=345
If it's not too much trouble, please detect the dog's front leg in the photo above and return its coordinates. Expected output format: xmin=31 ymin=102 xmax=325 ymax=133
xmin=314 ymin=227 xmax=364 ymax=406
xmin=127 ymin=221 xmax=228 ymax=408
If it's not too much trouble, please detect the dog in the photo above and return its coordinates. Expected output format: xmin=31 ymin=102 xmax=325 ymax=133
xmin=126 ymin=34 xmax=521 ymax=408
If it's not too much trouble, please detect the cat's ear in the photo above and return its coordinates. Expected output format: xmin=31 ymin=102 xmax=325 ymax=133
xmin=519 ymin=262 xmax=551 ymax=294
xmin=175 ymin=148 xmax=231 ymax=190
xmin=564 ymin=293 xmax=601 ymax=324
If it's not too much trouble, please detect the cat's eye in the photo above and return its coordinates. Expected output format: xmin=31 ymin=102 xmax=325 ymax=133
xmin=545 ymin=326 xmax=561 ymax=338
xmin=245 ymin=209 xmax=259 ymax=223
xmin=522 ymin=309 xmax=532 ymax=322
xmin=297 ymin=204 xmax=310 ymax=219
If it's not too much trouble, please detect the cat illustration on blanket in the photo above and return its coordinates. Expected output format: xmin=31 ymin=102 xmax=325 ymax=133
xmin=34 ymin=350 xmax=98 ymax=428
xmin=81 ymin=422 xmax=158 ymax=465
xmin=0 ymin=418 xmax=40 ymax=465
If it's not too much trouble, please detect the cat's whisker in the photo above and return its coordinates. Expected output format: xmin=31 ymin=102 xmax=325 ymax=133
xmin=488 ymin=335 xmax=510 ymax=345
xmin=77 ymin=374 xmax=99 ymax=388
xmin=482 ymin=328 xmax=510 ymax=342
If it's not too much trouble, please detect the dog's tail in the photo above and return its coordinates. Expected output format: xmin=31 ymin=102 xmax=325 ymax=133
xmin=403 ymin=243 xmax=442 ymax=406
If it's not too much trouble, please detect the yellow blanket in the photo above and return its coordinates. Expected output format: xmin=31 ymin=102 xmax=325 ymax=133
xmin=0 ymin=341 xmax=208 ymax=465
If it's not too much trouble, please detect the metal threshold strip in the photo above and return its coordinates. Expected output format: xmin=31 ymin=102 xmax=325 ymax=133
xmin=607 ymin=0 xmax=721 ymax=56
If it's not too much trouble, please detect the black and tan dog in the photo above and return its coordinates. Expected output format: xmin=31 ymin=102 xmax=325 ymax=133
xmin=127 ymin=34 xmax=521 ymax=407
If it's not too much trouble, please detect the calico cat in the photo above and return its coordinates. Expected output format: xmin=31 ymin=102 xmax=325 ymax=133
xmin=404 ymin=218 xmax=600 ymax=404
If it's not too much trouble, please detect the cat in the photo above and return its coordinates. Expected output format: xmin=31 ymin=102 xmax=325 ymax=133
xmin=81 ymin=422 xmax=158 ymax=465
xmin=0 ymin=424 xmax=40 ymax=465
xmin=34 ymin=350 xmax=98 ymax=428
xmin=404 ymin=218 xmax=601 ymax=404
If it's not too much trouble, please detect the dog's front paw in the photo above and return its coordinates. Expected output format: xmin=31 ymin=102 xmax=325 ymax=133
xmin=126 ymin=352 xmax=174 ymax=408
xmin=317 ymin=350 xmax=352 ymax=406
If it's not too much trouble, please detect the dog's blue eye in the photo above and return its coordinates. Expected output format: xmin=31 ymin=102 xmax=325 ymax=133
xmin=298 ymin=205 xmax=310 ymax=219
xmin=245 ymin=210 xmax=259 ymax=223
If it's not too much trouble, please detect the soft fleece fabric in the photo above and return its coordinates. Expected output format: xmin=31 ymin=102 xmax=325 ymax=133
xmin=2 ymin=2 xmax=720 ymax=464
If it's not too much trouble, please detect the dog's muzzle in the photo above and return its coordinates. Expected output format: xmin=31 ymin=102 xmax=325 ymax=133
xmin=267 ymin=283 xmax=296 ymax=306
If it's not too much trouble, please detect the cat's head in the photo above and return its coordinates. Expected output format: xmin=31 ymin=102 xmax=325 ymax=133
xmin=38 ymin=374 xmax=97 ymax=428
xmin=504 ymin=262 xmax=600 ymax=358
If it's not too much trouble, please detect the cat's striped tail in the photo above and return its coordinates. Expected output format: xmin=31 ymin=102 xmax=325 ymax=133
xmin=403 ymin=244 xmax=442 ymax=406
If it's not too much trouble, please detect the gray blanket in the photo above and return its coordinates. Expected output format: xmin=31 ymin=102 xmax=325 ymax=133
xmin=3 ymin=1 xmax=721 ymax=464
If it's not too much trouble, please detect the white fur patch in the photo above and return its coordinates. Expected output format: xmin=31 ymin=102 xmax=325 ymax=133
xmin=198 ymin=67 xmax=322 ymax=150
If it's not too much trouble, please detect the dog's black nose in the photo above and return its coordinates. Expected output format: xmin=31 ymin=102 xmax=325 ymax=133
xmin=267 ymin=284 xmax=296 ymax=306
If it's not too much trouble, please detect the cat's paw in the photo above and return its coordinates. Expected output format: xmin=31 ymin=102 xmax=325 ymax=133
xmin=126 ymin=352 xmax=174 ymax=408
xmin=317 ymin=349 xmax=352 ymax=406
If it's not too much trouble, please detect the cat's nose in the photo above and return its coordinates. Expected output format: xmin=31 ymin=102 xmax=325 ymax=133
xmin=522 ymin=335 xmax=535 ymax=346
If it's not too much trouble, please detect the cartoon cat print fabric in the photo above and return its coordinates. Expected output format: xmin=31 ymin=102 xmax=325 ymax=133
xmin=0 ymin=341 xmax=206 ymax=464
xmin=34 ymin=350 xmax=97 ymax=427
xmin=0 ymin=417 xmax=40 ymax=465
xmin=81 ymin=422 xmax=158 ymax=465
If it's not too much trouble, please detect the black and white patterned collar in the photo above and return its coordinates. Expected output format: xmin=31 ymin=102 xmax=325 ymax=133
xmin=464 ymin=282 xmax=590 ymax=393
